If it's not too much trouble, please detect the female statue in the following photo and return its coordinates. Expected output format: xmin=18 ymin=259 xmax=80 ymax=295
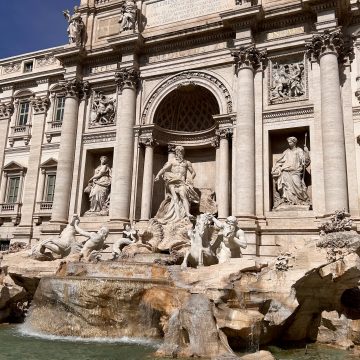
xmin=84 ymin=156 xmax=112 ymax=216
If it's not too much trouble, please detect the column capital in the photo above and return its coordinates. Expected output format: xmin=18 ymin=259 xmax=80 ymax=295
xmin=0 ymin=102 xmax=14 ymax=119
xmin=216 ymin=128 xmax=233 ymax=140
xmin=30 ymin=95 xmax=50 ymax=115
xmin=211 ymin=136 xmax=220 ymax=148
xmin=306 ymin=28 xmax=353 ymax=63
xmin=231 ymin=45 xmax=267 ymax=73
xmin=139 ymin=135 xmax=156 ymax=148
xmin=115 ymin=67 xmax=140 ymax=94
xmin=59 ymin=78 xmax=90 ymax=99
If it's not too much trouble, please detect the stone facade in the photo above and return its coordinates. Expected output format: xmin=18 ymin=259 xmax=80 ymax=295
xmin=1 ymin=0 xmax=360 ymax=257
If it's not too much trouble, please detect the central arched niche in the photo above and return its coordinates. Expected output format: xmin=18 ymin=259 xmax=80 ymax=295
xmin=153 ymin=84 xmax=220 ymax=132
xmin=146 ymin=84 xmax=221 ymax=219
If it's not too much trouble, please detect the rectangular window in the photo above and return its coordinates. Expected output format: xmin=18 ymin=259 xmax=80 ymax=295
xmin=54 ymin=96 xmax=65 ymax=123
xmin=45 ymin=174 xmax=56 ymax=202
xmin=18 ymin=102 xmax=30 ymax=126
xmin=0 ymin=240 xmax=10 ymax=252
xmin=7 ymin=177 xmax=20 ymax=204
xmin=24 ymin=61 xmax=33 ymax=73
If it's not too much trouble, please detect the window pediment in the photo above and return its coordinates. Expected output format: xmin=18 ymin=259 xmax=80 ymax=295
xmin=3 ymin=161 xmax=27 ymax=173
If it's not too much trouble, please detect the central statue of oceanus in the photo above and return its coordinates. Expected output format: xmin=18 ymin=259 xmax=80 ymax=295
xmin=154 ymin=145 xmax=199 ymax=224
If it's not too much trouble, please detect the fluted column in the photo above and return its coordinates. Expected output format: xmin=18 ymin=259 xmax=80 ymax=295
xmin=140 ymin=136 xmax=155 ymax=220
xmin=19 ymin=96 xmax=50 ymax=226
xmin=307 ymin=29 xmax=349 ymax=213
xmin=216 ymin=128 xmax=232 ymax=218
xmin=51 ymin=79 xmax=89 ymax=223
xmin=232 ymin=46 xmax=266 ymax=218
xmin=110 ymin=68 xmax=139 ymax=221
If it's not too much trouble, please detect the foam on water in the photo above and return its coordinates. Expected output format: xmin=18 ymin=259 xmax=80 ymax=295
xmin=17 ymin=324 xmax=160 ymax=348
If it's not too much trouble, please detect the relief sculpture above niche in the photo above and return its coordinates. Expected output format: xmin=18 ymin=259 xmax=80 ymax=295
xmin=269 ymin=57 xmax=307 ymax=104
xmin=90 ymin=92 xmax=116 ymax=127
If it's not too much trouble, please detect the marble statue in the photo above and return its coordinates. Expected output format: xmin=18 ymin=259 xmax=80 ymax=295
xmin=119 ymin=0 xmax=137 ymax=32
xmin=155 ymin=146 xmax=199 ymax=224
xmin=181 ymin=213 xmax=217 ymax=269
xmin=74 ymin=218 xmax=109 ymax=261
xmin=63 ymin=6 xmax=86 ymax=47
xmin=271 ymin=136 xmax=311 ymax=210
xmin=270 ymin=61 xmax=305 ymax=103
xmin=112 ymin=224 xmax=138 ymax=259
xmin=211 ymin=216 xmax=247 ymax=264
xmin=31 ymin=214 xmax=80 ymax=260
xmin=90 ymin=92 xmax=116 ymax=127
xmin=84 ymin=156 xmax=112 ymax=216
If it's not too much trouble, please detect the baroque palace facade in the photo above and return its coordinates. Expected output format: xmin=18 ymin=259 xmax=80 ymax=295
xmin=0 ymin=0 xmax=360 ymax=257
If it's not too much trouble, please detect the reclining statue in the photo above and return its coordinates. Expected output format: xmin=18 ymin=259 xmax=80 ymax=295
xmin=112 ymin=224 xmax=138 ymax=259
xmin=74 ymin=218 xmax=109 ymax=261
xmin=31 ymin=214 xmax=80 ymax=260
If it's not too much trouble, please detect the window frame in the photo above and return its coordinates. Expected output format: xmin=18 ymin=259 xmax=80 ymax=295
xmin=17 ymin=101 xmax=30 ymax=126
xmin=43 ymin=172 xmax=56 ymax=202
xmin=53 ymin=95 xmax=66 ymax=123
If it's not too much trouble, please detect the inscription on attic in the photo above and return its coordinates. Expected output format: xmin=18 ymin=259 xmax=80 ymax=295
xmin=146 ymin=0 xmax=234 ymax=27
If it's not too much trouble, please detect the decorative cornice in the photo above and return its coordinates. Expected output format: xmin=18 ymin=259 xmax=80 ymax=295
xmin=306 ymin=29 xmax=353 ymax=63
xmin=114 ymin=67 xmax=140 ymax=94
xmin=231 ymin=45 xmax=267 ymax=73
xmin=263 ymin=106 xmax=314 ymax=124
xmin=0 ymin=102 xmax=14 ymax=119
xmin=30 ymin=96 xmax=50 ymax=114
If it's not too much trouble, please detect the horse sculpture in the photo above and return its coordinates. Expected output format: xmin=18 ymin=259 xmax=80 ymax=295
xmin=181 ymin=213 xmax=217 ymax=269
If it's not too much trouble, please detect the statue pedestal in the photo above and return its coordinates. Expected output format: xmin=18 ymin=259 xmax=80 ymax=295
xmin=274 ymin=204 xmax=311 ymax=212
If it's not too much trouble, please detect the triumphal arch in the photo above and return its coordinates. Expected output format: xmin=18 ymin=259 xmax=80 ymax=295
xmin=1 ymin=0 xmax=360 ymax=258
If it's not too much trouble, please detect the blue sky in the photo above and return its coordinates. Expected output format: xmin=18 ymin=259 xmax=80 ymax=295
xmin=0 ymin=0 xmax=79 ymax=59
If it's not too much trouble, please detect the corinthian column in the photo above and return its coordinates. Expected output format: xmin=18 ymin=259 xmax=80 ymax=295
xmin=231 ymin=46 xmax=266 ymax=218
xmin=51 ymin=79 xmax=89 ymax=223
xmin=110 ymin=68 xmax=139 ymax=221
xmin=0 ymin=102 xmax=14 ymax=176
xmin=216 ymin=128 xmax=232 ymax=218
xmin=307 ymin=29 xmax=349 ymax=213
xmin=140 ymin=136 xmax=155 ymax=220
xmin=19 ymin=96 xmax=50 ymax=227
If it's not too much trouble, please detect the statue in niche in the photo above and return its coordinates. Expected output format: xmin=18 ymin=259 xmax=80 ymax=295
xmin=63 ymin=6 xmax=86 ymax=47
xmin=74 ymin=218 xmax=109 ymax=261
xmin=119 ymin=0 xmax=137 ymax=32
xmin=84 ymin=156 xmax=112 ymax=216
xmin=90 ymin=92 xmax=116 ymax=127
xmin=271 ymin=136 xmax=311 ymax=210
xmin=112 ymin=224 xmax=138 ymax=259
xmin=270 ymin=61 xmax=305 ymax=103
xmin=154 ymin=145 xmax=199 ymax=224
xmin=211 ymin=216 xmax=247 ymax=264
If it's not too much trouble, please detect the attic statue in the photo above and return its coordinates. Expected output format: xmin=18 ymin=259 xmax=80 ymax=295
xmin=119 ymin=0 xmax=137 ymax=32
xmin=63 ymin=6 xmax=86 ymax=47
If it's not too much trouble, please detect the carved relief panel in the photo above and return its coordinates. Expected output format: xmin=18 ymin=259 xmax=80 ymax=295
xmin=89 ymin=91 xmax=116 ymax=128
xmin=268 ymin=54 xmax=308 ymax=105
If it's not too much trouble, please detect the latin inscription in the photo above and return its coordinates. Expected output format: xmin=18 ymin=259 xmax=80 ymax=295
xmin=146 ymin=0 xmax=234 ymax=27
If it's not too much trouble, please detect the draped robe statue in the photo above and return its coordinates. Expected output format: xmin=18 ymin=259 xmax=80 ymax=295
xmin=271 ymin=136 xmax=311 ymax=209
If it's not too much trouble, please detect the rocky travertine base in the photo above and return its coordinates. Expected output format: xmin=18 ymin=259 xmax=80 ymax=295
xmin=1 ymin=230 xmax=360 ymax=358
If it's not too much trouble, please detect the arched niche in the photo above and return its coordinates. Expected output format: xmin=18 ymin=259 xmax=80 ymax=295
xmin=141 ymin=70 xmax=233 ymax=126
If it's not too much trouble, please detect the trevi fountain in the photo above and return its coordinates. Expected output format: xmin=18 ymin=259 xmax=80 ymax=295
xmin=2 ymin=0 xmax=360 ymax=359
